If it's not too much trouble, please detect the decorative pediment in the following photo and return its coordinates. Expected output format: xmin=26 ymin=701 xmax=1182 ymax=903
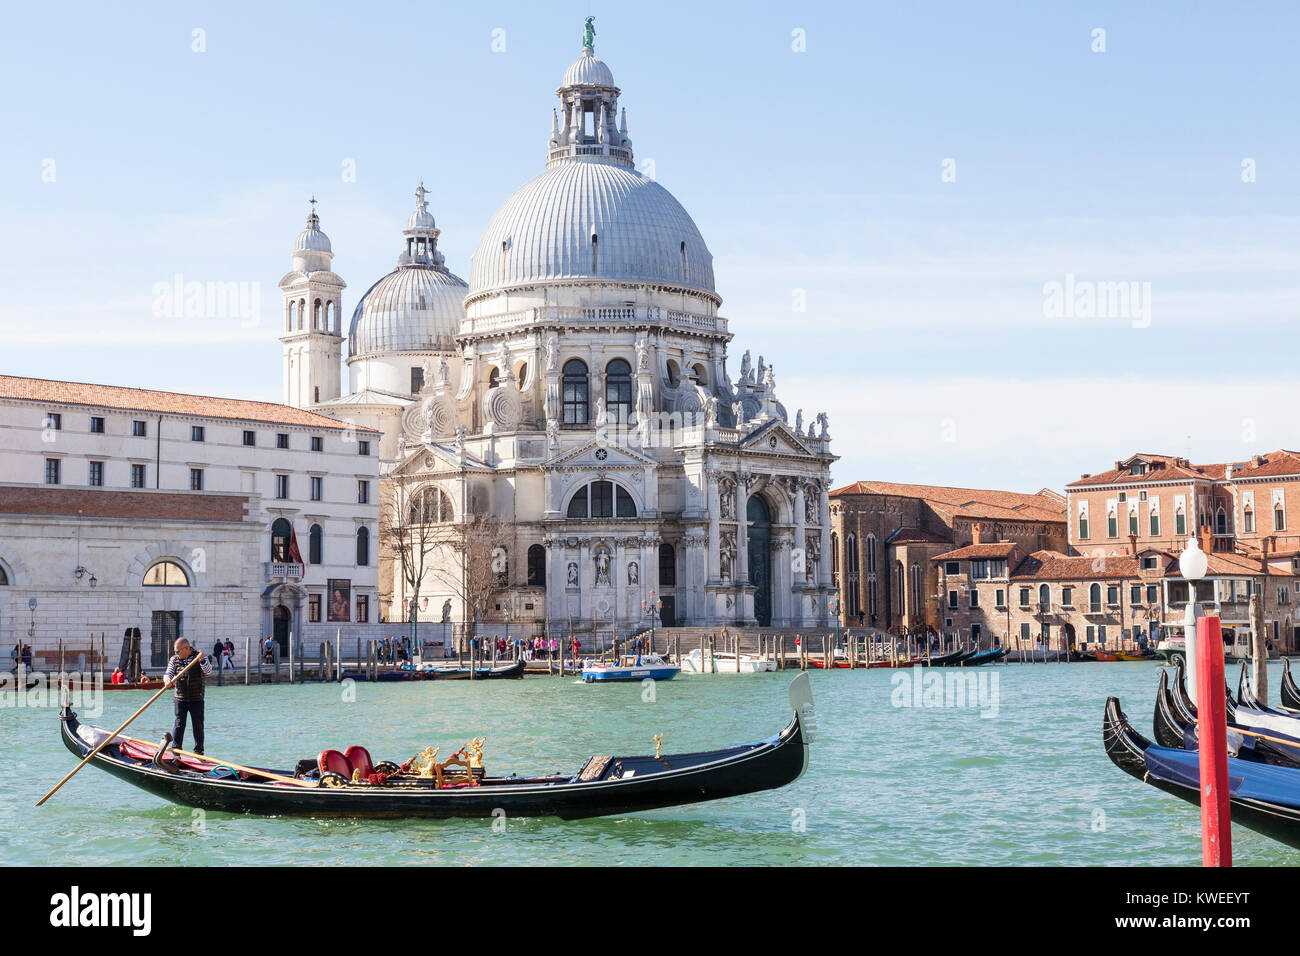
xmin=389 ymin=440 xmax=492 ymax=477
xmin=544 ymin=437 xmax=658 ymax=471
xmin=740 ymin=420 xmax=816 ymax=458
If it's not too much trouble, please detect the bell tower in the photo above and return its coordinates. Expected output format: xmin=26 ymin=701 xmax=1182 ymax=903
xmin=279 ymin=197 xmax=346 ymax=408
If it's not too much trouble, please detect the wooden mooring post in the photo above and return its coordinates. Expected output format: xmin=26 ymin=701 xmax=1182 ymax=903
xmin=244 ymin=637 xmax=250 ymax=685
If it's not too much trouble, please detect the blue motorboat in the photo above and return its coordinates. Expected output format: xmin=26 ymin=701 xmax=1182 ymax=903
xmin=581 ymin=653 xmax=679 ymax=683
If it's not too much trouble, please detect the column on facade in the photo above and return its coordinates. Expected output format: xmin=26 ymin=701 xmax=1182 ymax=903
xmin=737 ymin=475 xmax=750 ymax=585
xmin=818 ymin=480 xmax=832 ymax=589
xmin=793 ymin=481 xmax=807 ymax=592
xmin=545 ymin=535 xmax=565 ymax=623
xmin=706 ymin=470 xmax=721 ymax=582
xmin=614 ymin=536 xmax=627 ymax=624
xmin=643 ymin=534 xmax=659 ymax=624
xmin=579 ymin=538 xmax=591 ymax=623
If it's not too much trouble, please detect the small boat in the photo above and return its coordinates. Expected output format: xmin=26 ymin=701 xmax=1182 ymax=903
xmin=1103 ymin=695 xmax=1300 ymax=850
xmin=582 ymin=653 xmax=679 ymax=683
xmin=962 ymin=649 xmax=1007 ymax=667
xmin=918 ymin=650 xmax=966 ymax=667
xmin=412 ymin=659 xmax=526 ymax=681
xmin=1094 ymin=650 xmax=1122 ymax=662
xmin=678 ymin=649 xmax=775 ymax=674
xmin=1155 ymin=636 xmax=1186 ymax=664
xmin=55 ymin=674 xmax=812 ymax=819
xmin=1116 ymin=650 xmax=1156 ymax=662
xmin=865 ymin=658 xmax=917 ymax=669
xmin=1283 ymin=658 xmax=1300 ymax=713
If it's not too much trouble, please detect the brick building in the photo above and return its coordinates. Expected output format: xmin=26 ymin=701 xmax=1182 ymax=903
xmin=828 ymin=481 xmax=1068 ymax=633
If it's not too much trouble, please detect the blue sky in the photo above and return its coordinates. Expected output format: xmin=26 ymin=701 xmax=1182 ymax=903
xmin=3 ymin=1 xmax=1298 ymax=492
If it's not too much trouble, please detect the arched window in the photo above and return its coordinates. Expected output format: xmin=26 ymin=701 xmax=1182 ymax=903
xmin=488 ymin=366 xmax=500 ymax=389
xmin=659 ymin=543 xmax=676 ymax=586
xmin=298 ymin=299 xmax=306 ymax=329
xmin=605 ymin=358 xmax=632 ymax=423
xmin=845 ymin=533 xmax=860 ymax=618
xmin=517 ymin=362 xmax=528 ymax=388
xmin=866 ymin=534 xmax=877 ymax=573
xmin=830 ymin=532 xmax=839 ymax=584
xmin=410 ymin=487 xmax=453 ymax=523
xmin=566 ymin=480 xmax=636 ymax=518
xmin=591 ymin=232 xmax=598 ymax=274
xmin=356 ymin=527 xmax=370 ymax=566
xmin=143 ymin=560 xmax=190 ymax=587
xmin=527 ymin=544 xmax=546 ymax=586
xmin=1038 ymin=583 xmax=1050 ymax=607
xmin=309 ymin=523 xmax=323 ymax=564
xmin=326 ymin=301 xmax=335 ymax=332
xmin=313 ymin=299 xmax=323 ymax=329
xmin=562 ymin=359 xmax=589 ymax=425
xmin=0 ymin=564 xmax=7 ymax=586
xmin=271 ymin=517 xmax=292 ymax=562
xmin=1089 ymin=583 xmax=1102 ymax=611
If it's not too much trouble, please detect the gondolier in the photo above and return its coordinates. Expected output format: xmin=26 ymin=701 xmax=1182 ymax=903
xmin=163 ymin=639 xmax=212 ymax=754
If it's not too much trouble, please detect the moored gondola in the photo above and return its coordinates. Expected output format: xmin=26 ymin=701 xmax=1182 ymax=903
xmin=55 ymin=674 xmax=812 ymax=820
xmin=414 ymin=658 xmax=526 ymax=681
xmin=1103 ymin=696 xmax=1300 ymax=850
xmin=1153 ymin=669 xmax=1300 ymax=769
xmin=1283 ymin=658 xmax=1300 ymax=713
xmin=963 ymin=648 xmax=1007 ymax=667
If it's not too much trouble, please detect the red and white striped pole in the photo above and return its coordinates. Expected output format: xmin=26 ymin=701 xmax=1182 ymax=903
xmin=1195 ymin=614 xmax=1232 ymax=866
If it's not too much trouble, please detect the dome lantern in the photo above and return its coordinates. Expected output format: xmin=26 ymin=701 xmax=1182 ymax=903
xmin=548 ymin=18 xmax=632 ymax=170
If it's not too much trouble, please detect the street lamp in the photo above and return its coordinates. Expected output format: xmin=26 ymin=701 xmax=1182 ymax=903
xmin=640 ymin=591 xmax=662 ymax=655
xmin=1180 ymin=536 xmax=1208 ymax=704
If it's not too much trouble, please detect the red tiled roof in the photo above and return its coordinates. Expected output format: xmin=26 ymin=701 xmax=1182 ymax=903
xmin=885 ymin=526 xmax=951 ymax=545
xmin=932 ymin=541 xmax=1019 ymax=561
xmin=1011 ymin=550 xmax=1140 ymax=581
xmin=1167 ymin=550 xmax=1294 ymax=578
xmin=1067 ymin=453 xmax=1226 ymax=488
xmin=830 ymin=480 xmax=1066 ymax=523
xmin=0 ymin=374 xmax=375 ymax=432
xmin=1228 ymin=450 xmax=1300 ymax=480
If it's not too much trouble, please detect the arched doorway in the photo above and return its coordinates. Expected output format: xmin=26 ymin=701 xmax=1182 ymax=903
xmin=273 ymin=604 xmax=290 ymax=655
xmin=747 ymin=495 xmax=772 ymax=626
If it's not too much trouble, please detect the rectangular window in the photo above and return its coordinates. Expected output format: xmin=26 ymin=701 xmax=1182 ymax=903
xmin=309 ymin=594 xmax=321 ymax=623
xmin=945 ymin=561 xmax=960 ymax=575
xmin=276 ymin=474 xmax=289 ymax=499
xmin=1244 ymin=510 xmax=1255 ymax=533
xmin=995 ymin=588 xmax=1005 ymax=608
xmin=1086 ymin=626 xmax=1095 ymax=641
xmin=1131 ymin=584 xmax=1142 ymax=604
xmin=1061 ymin=586 xmax=1073 ymax=606
xmin=1019 ymin=587 xmax=1030 ymax=608
xmin=357 ymin=480 xmax=370 ymax=505
xmin=89 ymin=416 xmax=105 ymax=434
xmin=131 ymin=463 xmax=147 ymax=488
xmin=948 ymin=590 xmax=958 ymax=609
xmin=411 ymin=367 xmax=424 ymax=394
xmin=243 ymin=430 xmax=256 ymax=446
xmin=311 ymin=436 xmax=323 ymax=452
xmin=1107 ymin=516 xmax=1118 ymax=538
xmin=1099 ymin=625 xmax=1108 ymax=643
xmin=356 ymin=594 xmax=370 ymax=623
xmin=1141 ymin=556 xmax=1157 ymax=570
xmin=358 ymin=440 xmax=370 ymax=456
xmin=1106 ymin=585 xmax=1119 ymax=606
xmin=45 ymin=412 xmax=62 ymax=431
xmin=1147 ymin=584 xmax=1158 ymax=604
xmin=132 ymin=420 xmax=147 ymax=437
xmin=969 ymin=589 xmax=980 ymax=609
xmin=1128 ymin=514 xmax=1139 ymax=535
xmin=87 ymin=461 xmax=103 ymax=486
xmin=191 ymin=425 xmax=205 ymax=442
xmin=1150 ymin=513 xmax=1160 ymax=536
xmin=45 ymin=458 xmax=60 ymax=484
xmin=310 ymin=476 xmax=323 ymax=501
xmin=1078 ymin=516 xmax=1089 ymax=539
xmin=190 ymin=468 xmax=204 ymax=491
xmin=1020 ymin=622 xmax=1031 ymax=642
xmin=1176 ymin=513 xmax=1187 ymax=535
xmin=277 ymin=433 xmax=289 ymax=449
xmin=1275 ymin=507 xmax=1286 ymax=531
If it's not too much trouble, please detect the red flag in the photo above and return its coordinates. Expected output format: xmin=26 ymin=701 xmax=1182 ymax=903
xmin=287 ymin=526 xmax=304 ymax=565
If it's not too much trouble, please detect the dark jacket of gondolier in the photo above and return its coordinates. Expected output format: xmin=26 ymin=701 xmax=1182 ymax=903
xmin=164 ymin=650 xmax=212 ymax=699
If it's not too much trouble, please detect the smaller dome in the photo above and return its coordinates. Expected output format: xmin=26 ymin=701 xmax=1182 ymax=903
xmin=348 ymin=267 xmax=467 ymax=358
xmin=295 ymin=211 xmax=332 ymax=254
xmin=563 ymin=51 xmax=615 ymax=89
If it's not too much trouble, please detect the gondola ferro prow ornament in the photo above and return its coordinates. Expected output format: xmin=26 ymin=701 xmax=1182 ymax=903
xmin=788 ymin=672 xmax=818 ymax=742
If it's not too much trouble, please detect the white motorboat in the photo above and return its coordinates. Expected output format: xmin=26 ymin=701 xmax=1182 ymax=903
xmin=678 ymin=648 xmax=776 ymax=674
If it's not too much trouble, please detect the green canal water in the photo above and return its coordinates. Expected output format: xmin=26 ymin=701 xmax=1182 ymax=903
xmin=3 ymin=661 xmax=1297 ymax=866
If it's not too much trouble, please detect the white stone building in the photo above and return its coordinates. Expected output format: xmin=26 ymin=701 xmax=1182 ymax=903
xmin=286 ymin=33 xmax=836 ymax=636
xmin=0 ymin=376 xmax=380 ymax=667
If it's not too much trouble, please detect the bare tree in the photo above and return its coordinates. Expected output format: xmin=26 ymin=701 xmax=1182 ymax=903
xmin=425 ymin=513 xmax=514 ymax=642
xmin=378 ymin=480 xmax=446 ymax=631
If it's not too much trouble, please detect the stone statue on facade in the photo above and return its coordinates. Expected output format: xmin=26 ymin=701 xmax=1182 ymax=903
xmin=441 ymin=599 xmax=452 ymax=623
xmin=454 ymin=425 xmax=467 ymax=456
xmin=719 ymin=547 xmax=732 ymax=582
xmin=704 ymin=394 xmax=719 ymax=426
xmin=546 ymin=417 xmax=560 ymax=449
xmin=732 ymin=401 xmax=744 ymax=427
xmin=635 ymin=334 xmax=649 ymax=372
xmin=805 ymin=491 xmax=818 ymax=524
xmin=816 ymin=412 xmax=829 ymax=438
xmin=594 ymin=548 xmax=611 ymax=586
xmin=627 ymin=561 xmax=639 ymax=586
xmin=436 ymin=355 xmax=449 ymax=386
xmin=794 ymin=408 xmax=803 ymax=434
xmin=545 ymin=333 xmax=559 ymax=371
xmin=720 ymin=483 xmax=735 ymax=520
xmin=739 ymin=350 xmax=752 ymax=383
xmin=567 ymin=562 xmax=578 ymax=587
xmin=594 ymin=395 xmax=607 ymax=429
xmin=583 ymin=16 xmax=596 ymax=50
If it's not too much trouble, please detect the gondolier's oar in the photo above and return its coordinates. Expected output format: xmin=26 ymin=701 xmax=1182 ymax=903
xmin=36 ymin=654 xmax=204 ymax=807
xmin=114 ymin=733 xmax=316 ymax=788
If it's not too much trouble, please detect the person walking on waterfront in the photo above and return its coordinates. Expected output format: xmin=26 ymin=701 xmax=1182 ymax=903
xmin=163 ymin=638 xmax=212 ymax=755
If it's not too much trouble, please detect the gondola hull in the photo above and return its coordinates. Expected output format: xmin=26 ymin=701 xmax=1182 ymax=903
xmin=56 ymin=675 xmax=812 ymax=820
xmin=1283 ymin=658 xmax=1300 ymax=712
xmin=1104 ymin=696 xmax=1300 ymax=850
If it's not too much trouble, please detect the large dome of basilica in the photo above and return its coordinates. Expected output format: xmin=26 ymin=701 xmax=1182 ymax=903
xmin=467 ymin=46 xmax=715 ymax=305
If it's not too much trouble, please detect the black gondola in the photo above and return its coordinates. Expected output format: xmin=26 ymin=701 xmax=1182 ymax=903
xmin=1171 ymin=658 xmax=1237 ymax=724
xmin=1103 ymin=695 xmax=1300 ymax=850
xmin=415 ymin=659 xmax=526 ymax=681
xmin=920 ymin=650 xmax=966 ymax=666
xmin=1280 ymin=658 xmax=1300 ymax=713
xmin=1153 ymin=669 xmax=1300 ymax=769
xmin=56 ymin=674 xmax=813 ymax=820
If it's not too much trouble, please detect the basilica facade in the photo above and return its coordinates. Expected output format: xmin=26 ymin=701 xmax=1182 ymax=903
xmin=280 ymin=33 xmax=836 ymax=635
